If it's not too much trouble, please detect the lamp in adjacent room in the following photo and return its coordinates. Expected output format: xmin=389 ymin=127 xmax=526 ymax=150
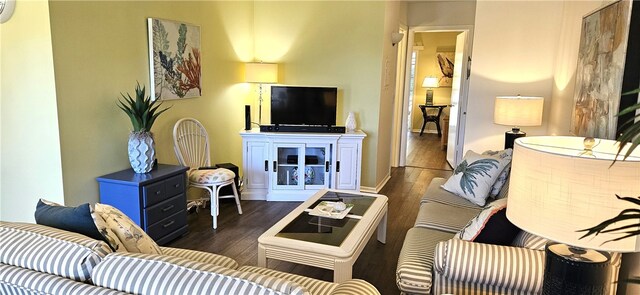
xmin=421 ymin=76 xmax=439 ymax=105
xmin=245 ymin=62 xmax=278 ymax=125
xmin=493 ymin=95 xmax=544 ymax=149
xmin=507 ymin=136 xmax=640 ymax=294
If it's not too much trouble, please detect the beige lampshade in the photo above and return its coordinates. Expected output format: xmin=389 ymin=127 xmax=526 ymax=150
xmin=245 ymin=63 xmax=278 ymax=84
xmin=494 ymin=96 xmax=544 ymax=127
xmin=421 ymin=76 xmax=439 ymax=88
xmin=507 ymin=136 xmax=640 ymax=252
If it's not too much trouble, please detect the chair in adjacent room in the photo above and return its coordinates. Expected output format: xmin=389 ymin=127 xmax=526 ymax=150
xmin=173 ymin=118 xmax=242 ymax=229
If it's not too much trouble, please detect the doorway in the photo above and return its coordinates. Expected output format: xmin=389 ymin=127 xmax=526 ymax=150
xmin=392 ymin=26 xmax=473 ymax=170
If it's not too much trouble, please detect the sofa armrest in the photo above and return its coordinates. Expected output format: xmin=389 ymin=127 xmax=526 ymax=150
xmin=330 ymin=279 xmax=380 ymax=295
xmin=433 ymin=239 xmax=544 ymax=294
xmin=160 ymin=246 xmax=238 ymax=269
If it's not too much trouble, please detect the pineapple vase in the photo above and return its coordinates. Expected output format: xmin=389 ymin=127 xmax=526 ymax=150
xmin=127 ymin=132 xmax=156 ymax=173
xmin=117 ymin=83 xmax=171 ymax=174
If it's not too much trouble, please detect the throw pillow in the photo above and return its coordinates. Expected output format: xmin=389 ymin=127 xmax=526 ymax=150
xmin=441 ymin=150 xmax=510 ymax=206
xmin=90 ymin=208 xmax=127 ymax=252
xmin=34 ymin=199 xmax=105 ymax=242
xmin=456 ymin=198 xmax=520 ymax=245
xmin=481 ymin=149 xmax=513 ymax=197
xmin=94 ymin=203 xmax=162 ymax=254
xmin=512 ymin=230 xmax=549 ymax=251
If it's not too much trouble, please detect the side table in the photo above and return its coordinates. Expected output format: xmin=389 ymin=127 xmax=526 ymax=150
xmin=96 ymin=164 xmax=189 ymax=245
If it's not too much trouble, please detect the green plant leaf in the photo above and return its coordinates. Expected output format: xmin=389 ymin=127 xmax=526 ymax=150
xmin=117 ymin=82 xmax=171 ymax=132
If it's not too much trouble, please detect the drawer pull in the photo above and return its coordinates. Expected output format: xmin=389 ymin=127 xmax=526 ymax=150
xmin=156 ymin=191 xmax=161 ymax=195
xmin=162 ymin=220 xmax=175 ymax=228
xmin=174 ymin=184 xmax=180 ymax=188
xmin=161 ymin=205 xmax=175 ymax=212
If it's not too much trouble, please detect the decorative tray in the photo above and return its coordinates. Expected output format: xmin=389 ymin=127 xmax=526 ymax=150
xmin=308 ymin=201 xmax=354 ymax=219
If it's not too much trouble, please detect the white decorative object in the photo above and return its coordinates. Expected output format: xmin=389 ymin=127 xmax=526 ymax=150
xmin=304 ymin=166 xmax=315 ymax=184
xmin=345 ymin=112 xmax=357 ymax=132
xmin=0 ymin=0 xmax=16 ymax=24
xmin=127 ymin=132 xmax=155 ymax=173
xmin=333 ymin=201 xmax=347 ymax=211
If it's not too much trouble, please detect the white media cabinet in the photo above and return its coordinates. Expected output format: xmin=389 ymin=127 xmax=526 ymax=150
xmin=240 ymin=129 xmax=366 ymax=201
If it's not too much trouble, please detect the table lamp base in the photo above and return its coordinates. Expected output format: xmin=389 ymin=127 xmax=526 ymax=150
xmin=543 ymin=243 xmax=612 ymax=295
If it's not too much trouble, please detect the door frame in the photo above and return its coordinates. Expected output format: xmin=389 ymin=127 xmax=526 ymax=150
xmin=393 ymin=25 xmax=474 ymax=167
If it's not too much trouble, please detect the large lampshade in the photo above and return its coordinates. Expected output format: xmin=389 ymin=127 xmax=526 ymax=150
xmin=507 ymin=136 xmax=640 ymax=252
xmin=245 ymin=63 xmax=278 ymax=84
xmin=494 ymin=96 xmax=544 ymax=127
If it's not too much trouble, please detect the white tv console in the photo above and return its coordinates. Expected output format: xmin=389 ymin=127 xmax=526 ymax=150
xmin=240 ymin=129 xmax=366 ymax=201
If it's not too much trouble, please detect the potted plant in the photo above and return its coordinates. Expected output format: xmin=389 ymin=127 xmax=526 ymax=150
xmin=117 ymin=83 xmax=171 ymax=173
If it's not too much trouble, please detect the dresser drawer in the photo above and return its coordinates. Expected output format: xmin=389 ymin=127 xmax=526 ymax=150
xmin=145 ymin=194 xmax=186 ymax=226
xmin=143 ymin=181 xmax=166 ymax=207
xmin=164 ymin=174 xmax=185 ymax=197
xmin=147 ymin=210 xmax=188 ymax=241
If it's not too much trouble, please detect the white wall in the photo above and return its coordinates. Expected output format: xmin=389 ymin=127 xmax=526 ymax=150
xmin=407 ymin=0 xmax=476 ymax=27
xmin=463 ymin=0 xmax=564 ymax=153
xmin=0 ymin=0 xmax=65 ymax=222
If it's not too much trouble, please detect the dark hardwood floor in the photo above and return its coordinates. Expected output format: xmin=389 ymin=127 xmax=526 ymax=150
xmin=167 ymin=166 xmax=453 ymax=294
xmin=406 ymin=132 xmax=452 ymax=171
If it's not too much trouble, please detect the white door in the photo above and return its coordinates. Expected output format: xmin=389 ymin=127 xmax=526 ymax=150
xmin=447 ymin=31 xmax=470 ymax=167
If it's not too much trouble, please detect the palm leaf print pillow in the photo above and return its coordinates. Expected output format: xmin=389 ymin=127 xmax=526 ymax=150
xmin=441 ymin=150 xmax=510 ymax=206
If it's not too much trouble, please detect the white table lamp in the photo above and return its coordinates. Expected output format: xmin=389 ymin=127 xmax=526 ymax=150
xmin=494 ymin=95 xmax=544 ymax=149
xmin=421 ymin=76 xmax=439 ymax=105
xmin=507 ymin=136 xmax=640 ymax=293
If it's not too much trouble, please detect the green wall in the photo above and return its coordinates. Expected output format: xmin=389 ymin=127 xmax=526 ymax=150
xmin=49 ymin=1 xmax=254 ymax=205
xmin=254 ymin=1 xmax=386 ymax=189
xmin=46 ymin=0 xmax=388 ymax=206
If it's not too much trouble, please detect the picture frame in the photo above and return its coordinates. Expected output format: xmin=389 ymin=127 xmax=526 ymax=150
xmin=148 ymin=18 xmax=201 ymax=100
xmin=435 ymin=51 xmax=454 ymax=88
xmin=570 ymin=0 xmax=638 ymax=139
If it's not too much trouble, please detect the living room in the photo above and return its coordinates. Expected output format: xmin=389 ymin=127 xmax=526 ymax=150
xmin=1 ymin=0 xmax=639 ymax=294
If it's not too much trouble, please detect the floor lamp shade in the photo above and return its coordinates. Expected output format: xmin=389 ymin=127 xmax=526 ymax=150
xmin=245 ymin=63 xmax=278 ymax=84
xmin=507 ymin=136 xmax=640 ymax=253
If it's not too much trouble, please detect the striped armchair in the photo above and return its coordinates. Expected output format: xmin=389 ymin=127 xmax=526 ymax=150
xmin=396 ymin=178 xmax=623 ymax=295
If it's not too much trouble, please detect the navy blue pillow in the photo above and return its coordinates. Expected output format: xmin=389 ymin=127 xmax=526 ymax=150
xmin=473 ymin=208 xmax=521 ymax=245
xmin=34 ymin=200 xmax=104 ymax=242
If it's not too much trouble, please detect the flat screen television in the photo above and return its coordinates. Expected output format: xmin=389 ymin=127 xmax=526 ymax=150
xmin=270 ymin=86 xmax=337 ymax=126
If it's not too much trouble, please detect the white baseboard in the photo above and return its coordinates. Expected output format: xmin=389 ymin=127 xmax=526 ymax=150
xmin=360 ymin=172 xmax=391 ymax=194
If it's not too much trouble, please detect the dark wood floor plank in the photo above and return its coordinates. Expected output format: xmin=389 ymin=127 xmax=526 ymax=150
xmin=166 ymin=165 xmax=453 ymax=294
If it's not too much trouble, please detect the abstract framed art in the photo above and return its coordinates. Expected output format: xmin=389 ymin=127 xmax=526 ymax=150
xmin=570 ymin=0 xmax=638 ymax=139
xmin=148 ymin=18 xmax=201 ymax=100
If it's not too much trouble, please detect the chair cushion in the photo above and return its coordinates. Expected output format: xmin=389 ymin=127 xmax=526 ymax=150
xmin=0 ymin=264 xmax=127 ymax=295
xmin=414 ymin=202 xmax=480 ymax=233
xmin=396 ymin=227 xmax=455 ymax=295
xmin=421 ymin=178 xmax=481 ymax=209
xmin=160 ymin=246 xmax=238 ymax=269
xmin=239 ymin=265 xmax=337 ymax=295
xmin=92 ymin=252 xmax=308 ymax=295
xmin=0 ymin=222 xmax=112 ymax=282
xmin=189 ymin=168 xmax=235 ymax=184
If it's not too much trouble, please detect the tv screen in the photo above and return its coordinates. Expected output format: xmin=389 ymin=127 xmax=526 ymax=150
xmin=271 ymin=86 xmax=337 ymax=126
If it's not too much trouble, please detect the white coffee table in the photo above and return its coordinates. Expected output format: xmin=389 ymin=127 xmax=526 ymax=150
xmin=258 ymin=189 xmax=388 ymax=283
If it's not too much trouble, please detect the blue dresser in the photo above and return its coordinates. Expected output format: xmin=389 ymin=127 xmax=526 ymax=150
xmin=96 ymin=164 xmax=189 ymax=245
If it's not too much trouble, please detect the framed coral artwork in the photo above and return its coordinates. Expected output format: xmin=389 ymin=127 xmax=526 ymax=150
xmin=148 ymin=18 xmax=201 ymax=100
xmin=436 ymin=51 xmax=454 ymax=87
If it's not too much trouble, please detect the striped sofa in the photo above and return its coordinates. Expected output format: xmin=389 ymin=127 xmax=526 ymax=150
xmin=0 ymin=222 xmax=379 ymax=295
xmin=395 ymin=178 xmax=622 ymax=295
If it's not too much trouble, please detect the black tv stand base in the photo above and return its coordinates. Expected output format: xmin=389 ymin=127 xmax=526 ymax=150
xmin=260 ymin=125 xmax=346 ymax=133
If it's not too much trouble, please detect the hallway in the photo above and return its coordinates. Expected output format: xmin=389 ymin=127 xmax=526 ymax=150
xmin=405 ymin=132 xmax=452 ymax=170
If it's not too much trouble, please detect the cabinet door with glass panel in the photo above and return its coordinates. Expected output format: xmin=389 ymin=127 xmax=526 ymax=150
xmin=271 ymin=143 xmax=331 ymax=190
